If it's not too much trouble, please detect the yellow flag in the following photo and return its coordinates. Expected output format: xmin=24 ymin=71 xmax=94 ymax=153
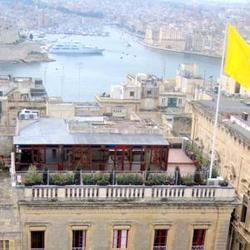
xmin=224 ymin=23 xmax=250 ymax=88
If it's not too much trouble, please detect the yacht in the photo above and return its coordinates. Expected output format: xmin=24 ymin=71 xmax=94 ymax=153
xmin=50 ymin=43 xmax=104 ymax=55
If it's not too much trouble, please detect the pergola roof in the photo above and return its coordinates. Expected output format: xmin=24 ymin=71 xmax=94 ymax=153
xmin=14 ymin=118 xmax=169 ymax=146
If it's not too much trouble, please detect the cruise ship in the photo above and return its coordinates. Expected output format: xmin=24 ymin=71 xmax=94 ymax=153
xmin=50 ymin=43 xmax=104 ymax=55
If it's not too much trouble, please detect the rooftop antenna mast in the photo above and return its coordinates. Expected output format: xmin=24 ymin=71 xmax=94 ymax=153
xmin=60 ymin=66 xmax=64 ymax=99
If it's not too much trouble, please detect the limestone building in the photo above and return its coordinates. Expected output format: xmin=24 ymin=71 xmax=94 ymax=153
xmin=0 ymin=113 xmax=238 ymax=250
xmin=218 ymin=75 xmax=250 ymax=97
xmin=176 ymin=64 xmax=204 ymax=98
xmin=188 ymin=97 xmax=250 ymax=249
xmin=96 ymin=73 xmax=185 ymax=118
xmin=0 ymin=75 xmax=47 ymax=155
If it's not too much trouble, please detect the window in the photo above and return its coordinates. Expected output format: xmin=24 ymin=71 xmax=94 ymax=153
xmin=112 ymin=229 xmax=128 ymax=249
xmin=241 ymin=204 xmax=247 ymax=223
xmin=0 ymin=240 xmax=15 ymax=250
xmin=31 ymin=231 xmax=45 ymax=250
xmin=238 ymin=242 xmax=244 ymax=250
xmin=147 ymin=90 xmax=152 ymax=95
xmin=167 ymin=98 xmax=177 ymax=107
xmin=72 ymin=230 xmax=86 ymax=250
xmin=234 ymin=82 xmax=241 ymax=94
xmin=153 ymin=229 xmax=168 ymax=250
xmin=129 ymin=91 xmax=134 ymax=97
xmin=192 ymin=229 xmax=206 ymax=250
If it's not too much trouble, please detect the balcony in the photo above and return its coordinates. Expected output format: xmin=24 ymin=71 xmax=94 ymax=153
xmin=153 ymin=247 xmax=167 ymax=250
xmin=19 ymin=184 xmax=235 ymax=202
xmin=14 ymin=167 xmax=236 ymax=203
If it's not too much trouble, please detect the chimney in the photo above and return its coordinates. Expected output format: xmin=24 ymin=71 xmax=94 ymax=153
xmin=242 ymin=112 xmax=248 ymax=121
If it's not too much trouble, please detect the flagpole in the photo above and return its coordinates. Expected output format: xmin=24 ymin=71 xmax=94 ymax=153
xmin=208 ymin=22 xmax=229 ymax=179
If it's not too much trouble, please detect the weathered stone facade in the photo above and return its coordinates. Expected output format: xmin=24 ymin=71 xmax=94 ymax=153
xmin=188 ymin=100 xmax=250 ymax=249
xmin=18 ymin=196 xmax=236 ymax=250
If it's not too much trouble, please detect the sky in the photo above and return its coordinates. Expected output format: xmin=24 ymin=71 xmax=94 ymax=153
xmin=161 ymin=0 xmax=248 ymax=3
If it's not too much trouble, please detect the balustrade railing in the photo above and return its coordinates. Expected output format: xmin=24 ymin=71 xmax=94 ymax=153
xmin=22 ymin=185 xmax=235 ymax=202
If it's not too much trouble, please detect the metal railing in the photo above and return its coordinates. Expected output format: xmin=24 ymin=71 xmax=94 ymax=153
xmin=15 ymin=170 xmax=172 ymax=186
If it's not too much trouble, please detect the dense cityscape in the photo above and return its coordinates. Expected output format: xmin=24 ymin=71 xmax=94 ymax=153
xmin=0 ymin=0 xmax=250 ymax=250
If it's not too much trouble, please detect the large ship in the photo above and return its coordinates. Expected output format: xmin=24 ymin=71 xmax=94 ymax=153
xmin=50 ymin=43 xmax=104 ymax=55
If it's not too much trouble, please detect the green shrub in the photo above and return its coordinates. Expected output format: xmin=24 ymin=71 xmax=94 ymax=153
xmin=49 ymin=173 xmax=66 ymax=185
xmin=74 ymin=170 xmax=81 ymax=185
xmin=49 ymin=173 xmax=74 ymax=185
xmin=174 ymin=166 xmax=182 ymax=185
xmin=64 ymin=173 xmax=75 ymax=185
xmin=0 ymin=160 xmax=4 ymax=170
xmin=212 ymin=167 xmax=219 ymax=178
xmin=166 ymin=175 xmax=175 ymax=185
xmin=181 ymin=175 xmax=194 ymax=186
xmin=146 ymin=174 xmax=166 ymax=185
xmin=194 ymin=169 xmax=203 ymax=185
xmin=82 ymin=174 xmax=95 ymax=185
xmin=82 ymin=173 xmax=111 ymax=185
xmin=95 ymin=173 xmax=110 ymax=186
xmin=43 ymin=166 xmax=48 ymax=185
xmin=24 ymin=165 xmax=43 ymax=186
xmin=116 ymin=173 xmax=143 ymax=185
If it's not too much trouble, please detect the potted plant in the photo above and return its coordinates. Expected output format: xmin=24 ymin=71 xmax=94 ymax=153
xmin=182 ymin=175 xmax=195 ymax=186
xmin=49 ymin=173 xmax=66 ymax=186
xmin=82 ymin=173 xmax=96 ymax=185
xmin=43 ymin=166 xmax=49 ymax=185
xmin=194 ymin=168 xmax=204 ymax=185
xmin=174 ymin=166 xmax=182 ymax=185
xmin=65 ymin=173 xmax=75 ymax=185
xmin=95 ymin=173 xmax=110 ymax=186
xmin=74 ymin=166 xmax=81 ymax=185
xmin=116 ymin=173 xmax=143 ymax=185
xmin=24 ymin=165 xmax=43 ymax=186
xmin=146 ymin=174 xmax=166 ymax=186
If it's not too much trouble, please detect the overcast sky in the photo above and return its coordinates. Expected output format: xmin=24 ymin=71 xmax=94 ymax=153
xmin=161 ymin=0 xmax=248 ymax=3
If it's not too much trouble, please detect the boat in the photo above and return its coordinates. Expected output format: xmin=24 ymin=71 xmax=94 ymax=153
xmin=50 ymin=43 xmax=104 ymax=55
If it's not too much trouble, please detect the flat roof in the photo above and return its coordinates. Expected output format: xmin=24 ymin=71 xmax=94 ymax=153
xmin=224 ymin=120 xmax=250 ymax=141
xmin=196 ymin=97 xmax=250 ymax=114
xmin=14 ymin=118 xmax=169 ymax=146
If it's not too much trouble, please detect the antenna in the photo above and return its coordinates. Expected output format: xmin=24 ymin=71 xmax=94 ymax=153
xmin=43 ymin=66 xmax=47 ymax=88
xmin=60 ymin=66 xmax=64 ymax=98
xmin=78 ymin=63 xmax=83 ymax=101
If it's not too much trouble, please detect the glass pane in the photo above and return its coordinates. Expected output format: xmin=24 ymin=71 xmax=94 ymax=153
xmin=72 ymin=230 xmax=85 ymax=248
xmin=192 ymin=229 xmax=206 ymax=246
xmin=121 ymin=230 xmax=128 ymax=248
xmin=113 ymin=230 xmax=118 ymax=248
xmin=153 ymin=229 xmax=167 ymax=248
xmin=31 ymin=231 xmax=44 ymax=248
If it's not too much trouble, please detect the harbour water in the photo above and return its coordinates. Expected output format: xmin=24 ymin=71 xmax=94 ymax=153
xmin=0 ymin=27 xmax=220 ymax=101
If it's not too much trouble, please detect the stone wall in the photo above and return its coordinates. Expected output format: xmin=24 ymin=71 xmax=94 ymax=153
xmin=19 ymin=201 xmax=235 ymax=250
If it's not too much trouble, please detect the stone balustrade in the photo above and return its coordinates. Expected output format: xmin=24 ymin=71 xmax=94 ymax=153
xmin=20 ymin=185 xmax=236 ymax=202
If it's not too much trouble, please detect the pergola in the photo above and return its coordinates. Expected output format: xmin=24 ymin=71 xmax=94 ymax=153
xmin=14 ymin=118 xmax=169 ymax=171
